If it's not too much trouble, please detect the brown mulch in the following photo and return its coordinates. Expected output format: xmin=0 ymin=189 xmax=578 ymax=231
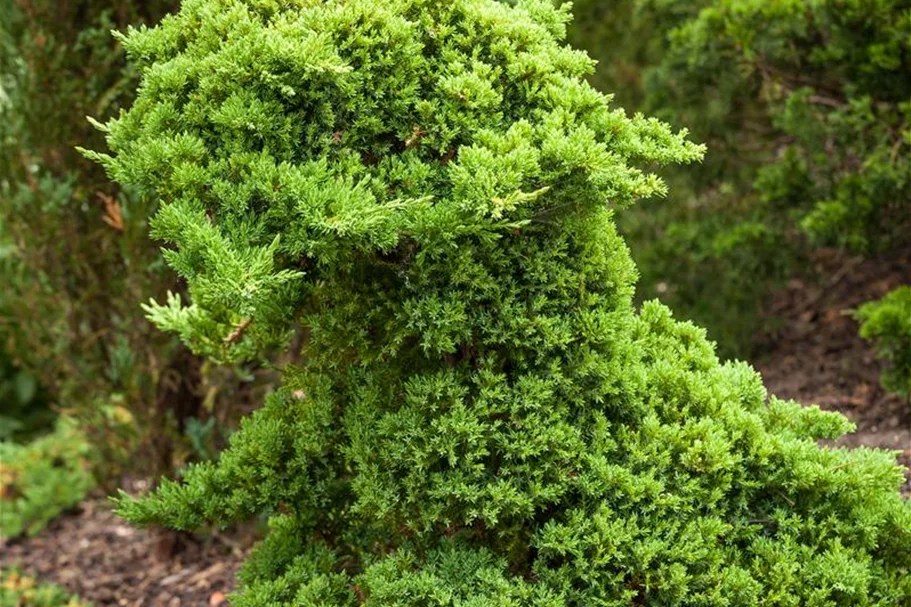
xmin=0 ymin=494 xmax=251 ymax=606
xmin=755 ymin=247 xmax=911 ymax=495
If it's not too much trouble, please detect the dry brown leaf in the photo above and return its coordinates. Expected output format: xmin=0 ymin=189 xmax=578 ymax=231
xmin=97 ymin=192 xmax=124 ymax=231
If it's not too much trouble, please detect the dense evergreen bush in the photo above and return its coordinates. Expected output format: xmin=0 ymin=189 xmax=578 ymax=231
xmin=0 ymin=0 xmax=260 ymax=475
xmin=95 ymin=0 xmax=910 ymax=603
xmin=857 ymin=287 xmax=911 ymax=402
xmin=568 ymin=0 xmax=911 ymax=356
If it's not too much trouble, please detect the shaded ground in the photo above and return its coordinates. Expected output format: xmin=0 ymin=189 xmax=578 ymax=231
xmin=0 ymin=494 xmax=250 ymax=606
xmin=756 ymin=247 xmax=911 ymax=494
xmin=2 ymin=248 xmax=909 ymax=604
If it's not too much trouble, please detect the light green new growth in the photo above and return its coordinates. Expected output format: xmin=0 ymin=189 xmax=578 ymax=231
xmin=90 ymin=0 xmax=910 ymax=604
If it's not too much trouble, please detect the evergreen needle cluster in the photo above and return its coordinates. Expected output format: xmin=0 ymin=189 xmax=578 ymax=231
xmin=89 ymin=0 xmax=910 ymax=603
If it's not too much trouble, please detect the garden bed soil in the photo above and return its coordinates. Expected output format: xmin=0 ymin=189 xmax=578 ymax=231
xmin=0 ymin=494 xmax=250 ymax=606
xmin=756 ymin=246 xmax=911 ymax=494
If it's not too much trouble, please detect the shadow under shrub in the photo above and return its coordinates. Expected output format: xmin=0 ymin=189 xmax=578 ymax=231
xmin=0 ymin=347 xmax=50 ymax=443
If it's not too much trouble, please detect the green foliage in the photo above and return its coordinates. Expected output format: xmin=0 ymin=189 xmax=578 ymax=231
xmin=857 ymin=286 xmax=911 ymax=401
xmin=0 ymin=0 xmax=266 ymax=477
xmin=0 ymin=569 xmax=88 ymax=607
xmin=0 ymin=420 xmax=95 ymax=539
xmin=568 ymin=0 xmax=911 ymax=356
xmin=93 ymin=0 xmax=910 ymax=603
xmin=0 ymin=221 xmax=50 ymax=443
xmin=0 ymin=350 xmax=50 ymax=442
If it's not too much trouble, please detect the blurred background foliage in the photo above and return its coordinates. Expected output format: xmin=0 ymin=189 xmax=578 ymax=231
xmin=857 ymin=286 xmax=911 ymax=402
xmin=568 ymin=0 xmax=911 ymax=359
xmin=0 ymin=0 xmax=271 ymax=486
xmin=0 ymin=419 xmax=94 ymax=539
xmin=1 ymin=567 xmax=89 ymax=607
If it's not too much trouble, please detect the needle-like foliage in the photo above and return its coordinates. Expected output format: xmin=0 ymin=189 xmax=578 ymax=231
xmin=91 ymin=0 xmax=910 ymax=604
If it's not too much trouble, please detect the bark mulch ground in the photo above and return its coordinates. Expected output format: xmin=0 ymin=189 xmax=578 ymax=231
xmin=2 ymin=247 xmax=909 ymax=604
xmin=0 ymin=493 xmax=251 ymax=606
xmin=755 ymin=246 xmax=911 ymax=495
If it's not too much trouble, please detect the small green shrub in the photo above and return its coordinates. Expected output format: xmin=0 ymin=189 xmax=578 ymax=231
xmin=857 ymin=286 xmax=911 ymax=401
xmin=0 ymin=569 xmax=88 ymax=607
xmin=0 ymin=420 xmax=95 ymax=539
xmin=93 ymin=0 xmax=910 ymax=603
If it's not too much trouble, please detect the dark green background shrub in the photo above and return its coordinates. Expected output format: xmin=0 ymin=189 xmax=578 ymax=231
xmin=857 ymin=286 xmax=911 ymax=401
xmin=0 ymin=350 xmax=49 ymax=443
xmin=0 ymin=0 xmax=262 ymax=476
xmin=568 ymin=0 xmax=911 ymax=357
xmin=92 ymin=0 xmax=910 ymax=603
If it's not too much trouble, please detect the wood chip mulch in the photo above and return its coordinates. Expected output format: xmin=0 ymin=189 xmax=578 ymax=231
xmin=755 ymin=246 xmax=911 ymax=495
xmin=0 ymin=495 xmax=251 ymax=606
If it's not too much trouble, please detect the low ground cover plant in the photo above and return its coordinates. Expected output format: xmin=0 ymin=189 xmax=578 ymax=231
xmin=857 ymin=286 xmax=911 ymax=402
xmin=92 ymin=0 xmax=910 ymax=604
xmin=0 ymin=420 xmax=94 ymax=539
xmin=0 ymin=569 xmax=88 ymax=607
